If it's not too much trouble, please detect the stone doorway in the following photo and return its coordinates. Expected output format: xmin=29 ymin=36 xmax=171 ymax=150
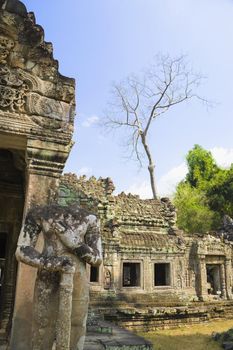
xmin=206 ymin=264 xmax=221 ymax=295
xmin=0 ymin=149 xmax=25 ymax=338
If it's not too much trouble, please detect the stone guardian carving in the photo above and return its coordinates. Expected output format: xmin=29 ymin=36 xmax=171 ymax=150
xmin=15 ymin=203 xmax=102 ymax=350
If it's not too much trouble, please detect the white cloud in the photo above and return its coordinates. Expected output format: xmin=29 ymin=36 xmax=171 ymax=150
xmin=81 ymin=115 xmax=99 ymax=128
xmin=211 ymin=147 xmax=233 ymax=168
xmin=125 ymin=163 xmax=187 ymax=199
xmin=125 ymin=181 xmax=152 ymax=199
xmin=157 ymin=162 xmax=188 ymax=197
xmin=77 ymin=167 xmax=92 ymax=176
xmin=125 ymin=147 xmax=233 ymax=199
xmin=125 ymin=163 xmax=188 ymax=199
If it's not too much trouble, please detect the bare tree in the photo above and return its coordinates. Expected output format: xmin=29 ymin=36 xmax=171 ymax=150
xmin=105 ymin=54 xmax=209 ymax=199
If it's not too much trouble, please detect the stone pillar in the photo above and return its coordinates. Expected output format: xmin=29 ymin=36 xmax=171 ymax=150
xmin=10 ymin=143 xmax=71 ymax=350
xmin=197 ymin=255 xmax=207 ymax=301
xmin=144 ymin=257 xmax=152 ymax=292
xmin=113 ymin=251 xmax=121 ymax=291
xmin=56 ymin=273 xmax=74 ymax=350
xmin=225 ymin=258 xmax=233 ymax=300
xmin=220 ymin=263 xmax=227 ymax=299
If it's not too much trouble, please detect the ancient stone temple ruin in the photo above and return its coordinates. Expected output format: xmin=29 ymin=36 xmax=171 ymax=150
xmin=1 ymin=0 xmax=233 ymax=349
xmin=0 ymin=1 xmax=75 ymax=348
xmin=60 ymin=174 xmax=233 ymax=330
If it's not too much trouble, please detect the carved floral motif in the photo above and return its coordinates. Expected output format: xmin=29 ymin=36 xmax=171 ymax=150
xmin=0 ymin=64 xmax=73 ymax=128
xmin=0 ymin=10 xmax=75 ymax=134
xmin=0 ymin=65 xmax=28 ymax=112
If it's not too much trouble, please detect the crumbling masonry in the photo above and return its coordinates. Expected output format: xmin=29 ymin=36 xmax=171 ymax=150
xmin=60 ymin=174 xmax=233 ymax=331
xmin=1 ymin=1 xmax=233 ymax=348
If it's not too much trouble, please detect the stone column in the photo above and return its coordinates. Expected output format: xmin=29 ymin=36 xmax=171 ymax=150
xmin=144 ymin=257 xmax=152 ymax=292
xmin=111 ymin=249 xmax=121 ymax=291
xmin=56 ymin=273 xmax=74 ymax=350
xmin=225 ymin=258 xmax=232 ymax=300
xmin=197 ymin=255 xmax=207 ymax=301
xmin=220 ymin=263 xmax=227 ymax=299
xmin=10 ymin=141 xmax=71 ymax=350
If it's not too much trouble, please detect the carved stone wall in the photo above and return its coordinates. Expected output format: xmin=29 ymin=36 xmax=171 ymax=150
xmin=0 ymin=2 xmax=76 ymax=348
xmin=0 ymin=4 xmax=75 ymax=139
xmin=60 ymin=174 xmax=233 ymax=319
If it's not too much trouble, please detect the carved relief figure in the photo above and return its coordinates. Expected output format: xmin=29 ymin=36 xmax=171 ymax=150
xmin=104 ymin=268 xmax=111 ymax=290
xmin=16 ymin=203 xmax=102 ymax=350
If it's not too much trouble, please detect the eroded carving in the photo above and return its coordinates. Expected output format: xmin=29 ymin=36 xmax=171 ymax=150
xmin=1 ymin=0 xmax=27 ymax=17
xmin=0 ymin=64 xmax=73 ymax=128
xmin=16 ymin=203 xmax=103 ymax=350
xmin=26 ymin=92 xmax=71 ymax=129
xmin=0 ymin=6 xmax=75 ymax=134
xmin=0 ymin=65 xmax=28 ymax=112
xmin=0 ymin=35 xmax=14 ymax=64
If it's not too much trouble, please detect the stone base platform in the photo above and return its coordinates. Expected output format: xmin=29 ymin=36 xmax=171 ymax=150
xmin=96 ymin=300 xmax=233 ymax=332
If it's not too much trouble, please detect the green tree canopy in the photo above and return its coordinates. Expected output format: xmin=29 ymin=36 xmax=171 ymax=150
xmin=173 ymin=145 xmax=233 ymax=233
xmin=174 ymin=182 xmax=215 ymax=233
xmin=186 ymin=144 xmax=218 ymax=188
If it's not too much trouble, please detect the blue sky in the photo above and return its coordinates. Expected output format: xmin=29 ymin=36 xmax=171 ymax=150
xmin=23 ymin=0 xmax=233 ymax=197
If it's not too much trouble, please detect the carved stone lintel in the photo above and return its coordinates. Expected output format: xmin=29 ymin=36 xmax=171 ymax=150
xmin=27 ymin=92 xmax=72 ymax=129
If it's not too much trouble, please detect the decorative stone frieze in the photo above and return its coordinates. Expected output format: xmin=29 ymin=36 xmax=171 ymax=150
xmin=0 ymin=2 xmax=75 ymax=143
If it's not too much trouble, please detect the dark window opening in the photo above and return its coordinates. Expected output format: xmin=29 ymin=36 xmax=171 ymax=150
xmin=0 ymin=233 xmax=7 ymax=259
xmin=154 ymin=263 xmax=170 ymax=286
xmin=90 ymin=266 xmax=99 ymax=283
xmin=0 ymin=233 xmax=7 ymax=320
xmin=123 ymin=262 xmax=140 ymax=287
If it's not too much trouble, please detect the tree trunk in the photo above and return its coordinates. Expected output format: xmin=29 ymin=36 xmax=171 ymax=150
xmin=141 ymin=133 xmax=158 ymax=199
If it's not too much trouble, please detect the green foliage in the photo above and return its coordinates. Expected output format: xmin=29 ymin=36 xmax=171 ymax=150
xmin=174 ymin=183 xmax=215 ymax=233
xmin=173 ymin=145 xmax=233 ymax=233
xmin=186 ymin=144 xmax=218 ymax=188
xmin=206 ymin=166 xmax=233 ymax=218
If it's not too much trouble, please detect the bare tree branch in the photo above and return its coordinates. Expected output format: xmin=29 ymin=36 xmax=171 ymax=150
xmin=103 ymin=54 xmax=210 ymax=199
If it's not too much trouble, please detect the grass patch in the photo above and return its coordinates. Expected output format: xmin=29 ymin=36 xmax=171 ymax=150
xmin=139 ymin=320 xmax=233 ymax=350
